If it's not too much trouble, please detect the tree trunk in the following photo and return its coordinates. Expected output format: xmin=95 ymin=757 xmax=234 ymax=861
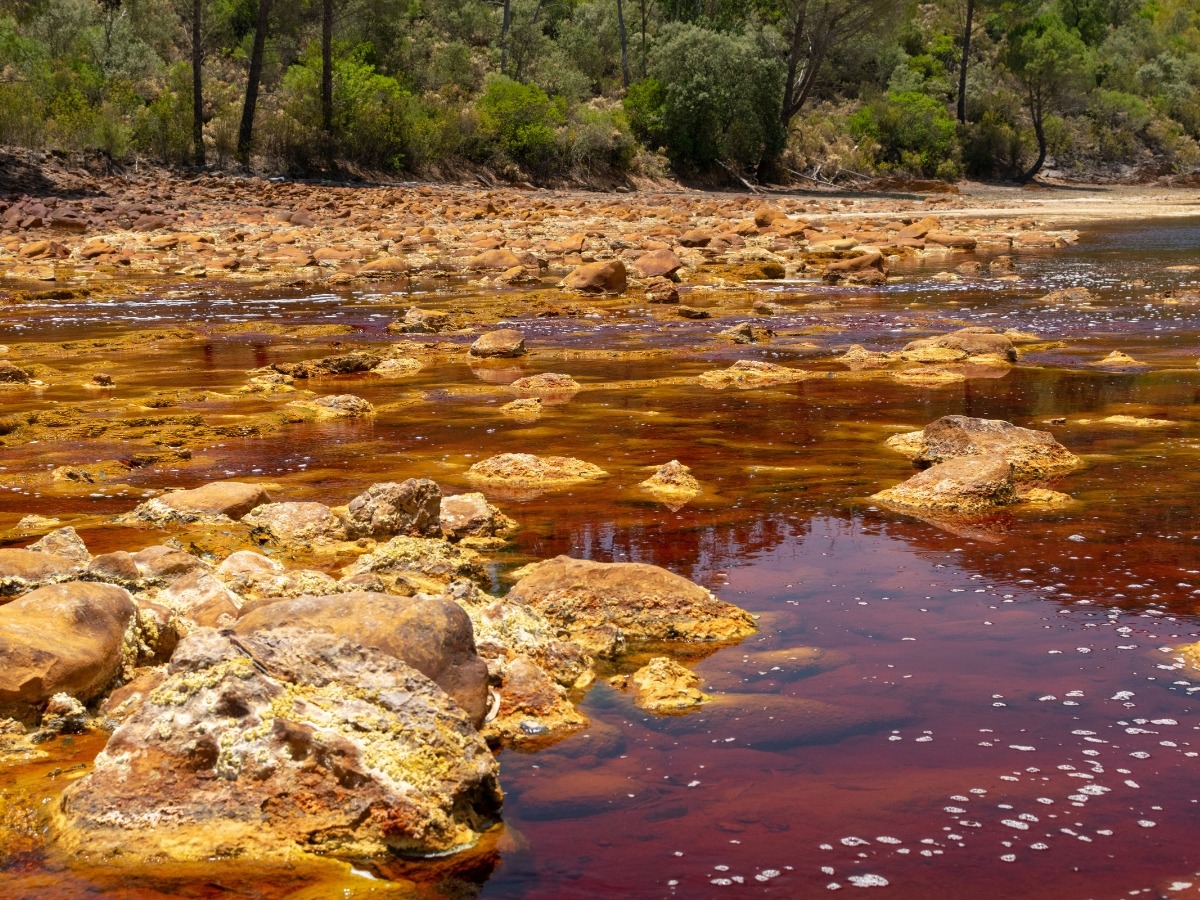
xmin=956 ymin=0 xmax=974 ymax=123
xmin=237 ymin=0 xmax=273 ymax=168
xmin=322 ymin=0 xmax=334 ymax=168
xmin=779 ymin=1 xmax=809 ymax=130
xmin=1020 ymin=99 xmax=1047 ymax=183
xmin=616 ymin=0 xmax=630 ymax=88
xmin=500 ymin=0 xmax=512 ymax=76
xmin=191 ymin=0 xmax=204 ymax=166
xmin=639 ymin=0 xmax=648 ymax=77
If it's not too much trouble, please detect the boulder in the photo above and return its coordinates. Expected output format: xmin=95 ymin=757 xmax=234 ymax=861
xmin=152 ymin=569 xmax=242 ymax=626
xmin=131 ymin=545 xmax=207 ymax=585
xmin=871 ymin=455 xmax=1017 ymax=515
xmin=561 ymin=260 xmax=627 ymax=294
xmin=236 ymin=592 xmax=490 ymax=727
xmin=470 ymin=329 xmax=526 ymax=359
xmin=902 ymin=328 xmax=1016 ymax=362
xmin=506 ymin=556 xmax=756 ymax=658
xmin=358 ymin=255 xmax=410 ymax=277
xmin=639 ymin=460 xmax=702 ymax=499
xmin=697 ymin=360 xmax=809 ymax=390
xmin=287 ymin=394 xmax=374 ymax=419
xmin=440 ymin=493 xmax=518 ymax=541
xmin=56 ymin=628 xmax=502 ymax=861
xmin=617 ymin=656 xmax=709 ymax=713
xmin=27 ymin=527 xmax=91 ymax=565
xmin=0 ymin=547 xmax=84 ymax=596
xmin=466 ymin=453 xmax=607 ymax=487
xmin=632 ymin=249 xmax=684 ymax=279
xmin=346 ymin=479 xmax=442 ymax=539
xmin=340 ymin=536 xmax=487 ymax=590
xmin=244 ymin=501 xmax=348 ymax=545
xmin=679 ymin=229 xmax=712 ymax=248
xmin=0 ymin=583 xmax=136 ymax=717
xmin=469 ymin=248 xmax=523 ymax=270
xmin=0 ymin=361 xmax=33 ymax=383
xmin=508 ymin=373 xmax=580 ymax=398
xmin=485 ymin=654 xmax=587 ymax=746
xmin=902 ymin=415 xmax=1082 ymax=479
xmin=394 ymin=307 xmax=452 ymax=334
xmin=122 ymin=481 xmax=271 ymax=525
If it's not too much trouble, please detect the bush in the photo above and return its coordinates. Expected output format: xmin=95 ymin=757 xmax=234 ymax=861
xmin=474 ymin=76 xmax=565 ymax=173
xmin=849 ymin=90 xmax=960 ymax=177
xmin=644 ymin=23 xmax=785 ymax=174
xmin=565 ymin=102 xmax=636 ymax=177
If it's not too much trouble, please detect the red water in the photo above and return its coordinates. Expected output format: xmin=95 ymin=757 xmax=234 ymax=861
xmin=4 ymin=219 xmax=1200 ymax=898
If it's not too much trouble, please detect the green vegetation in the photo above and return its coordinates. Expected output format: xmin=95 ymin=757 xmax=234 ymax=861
xmin=1 ymin=0 xmax=1198 ymax=183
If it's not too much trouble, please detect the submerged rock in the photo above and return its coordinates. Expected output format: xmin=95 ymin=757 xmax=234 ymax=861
xmin=1091 ymin=350 xmax=1149 ymax=370
xmin=236 ymin=592 xmax=491 ymax=728
xmin=56 ymin=628 xmax=502 ymax=862
xmin=508 ymin=373 xmax=580 ymax=399
xmin=0 ymin=583 xmax=136 ymax=719
xmin=895 ymin=415 xmax=1082 ymax=479
xmin=467 ymin=453 xmax=607 ymax=487
xmin=902 ymin=327 xmax=1017 ymax=362
xmin=871 ymin=455 xmax=1017 ymax=515
xmin=697 ymin=360 xmax=809 ymax=390
xmin=506 ymin=556 xmax=756 ymax=658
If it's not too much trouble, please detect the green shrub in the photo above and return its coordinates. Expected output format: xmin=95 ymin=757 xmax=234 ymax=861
xmin=474 ymin=76 xmax=565 ymax=173
xmin=622 ymin=77 xmax=666 ymax=149
xmin=566 ymin=102 xmax=636 ymax=177
xmin=645 ymin=23 xmax=785 ymax=174
xmin=849 ymin=90 xmax=960 ymax=177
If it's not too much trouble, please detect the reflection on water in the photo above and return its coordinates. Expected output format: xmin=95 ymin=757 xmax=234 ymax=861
xmin=4 ymin=220 xmax=1200 ymax=897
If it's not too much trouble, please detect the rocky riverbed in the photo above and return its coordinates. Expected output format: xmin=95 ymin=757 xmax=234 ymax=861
xmin=6 ymin=165 xmax=1200 ymax=897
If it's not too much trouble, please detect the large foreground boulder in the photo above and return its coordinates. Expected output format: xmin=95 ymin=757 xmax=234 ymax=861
xmin=892 ymin=415 xmax=1081 ymax=479
xmin=346 ymin=479 xmax=442 ymax=539
xmin=56 ymin=628 xmax=502 ymax=862
xmin=236 ymin=591 xmax=490 ymax=727
xmin=0 ymin=583 xmax=136 ymax=718
xmin=506 ymin=556 xmax=756 ymax=658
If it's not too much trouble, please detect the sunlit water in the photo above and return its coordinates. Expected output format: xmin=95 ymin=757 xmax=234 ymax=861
xmin=4 ymin=219 xmax=1200 ymax=897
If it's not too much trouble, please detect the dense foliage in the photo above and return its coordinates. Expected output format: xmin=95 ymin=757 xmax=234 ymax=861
xmin=1 ymin=0 xmax=1198 ymax=183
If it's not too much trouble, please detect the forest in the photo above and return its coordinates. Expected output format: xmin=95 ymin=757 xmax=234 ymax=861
xmin=1 ymin=0 xmax=1199 ymax=185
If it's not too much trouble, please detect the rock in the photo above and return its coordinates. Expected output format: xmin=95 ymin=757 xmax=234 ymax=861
xmin=470 ymin=329 xmax=526 ymax=359
xmin=644 ymin=277 xmax=680 ymax=303
xmin=243 ymin=502 xmax=348 ymax=545
xmin=839 ymin=345 xmax=893 ymax=369
xmin=56 ymin=628 xmax=502 ymax=861
xmin=506 ymin=556 xmax=756 ymax=658
xmin=639 ymin=460 xmax=702 ymax=499
xmin=561 ymin=259 xmax=627 ymax=294
xmin=467 ymin=453 xmax=607 ymax=488
xmin=508 ymin=373 xmax=580 ymax=399
xmin=1091 ymin=350 xmax=1149 ymax=369
xmin=236 ymin=592 xmax=490 ymax=727
xmin=754 ymin=206 xmax=786 ymax=228
xmin=1096 ymin=414 xmax=1175 ymax=428
xmin=620 ymin=657 xmax=709 ymax=713
xmin=1040 ymin=286 xmax=1096 ymax=303
xmin=0 ymin=360 xmax=33 ymax=383
xmin=0 ymin=547 xmax=84 ymax=596
xmin=469 ymin=248 xmax=523 ymax=270
xmin=903 ymin=415 xmax=1082 ymax=479
xmin=27 ymin=527 xmax=90 ymax=565
xmin=900 ymin=345 xmax=967 ymax=363
xmin=271 ymin=352 xmax=381 ymax=378
xmin=373 ymin=356 xmax=423 ymax=377
xmin=440 ymin=493 xmax=518 ymax=541
xmin=677 ymin=305 xmax=710 ymax=319
xmin=394 ymin=307 xmax=452 ymax=333
xmin=697 ymin=359 xmax=809 ymax=390
xmin=213 ymin=551 xmax=340 ymax=605
xmin=718 ymin=322 xmax=772 ymax=344
xmin=679 ymin=229 xmax=712 ymax=248
xmin=288 ymin=394 xmax=374 ymax=419
xmin=902 ymin=328 xmax=1016 ymax=362
xmin=122 ymin=481 xmax=271 ymax=525
xmin=36 ymin=693 xmax=90 ymax=739
xmin=132 ymin=545 xmax=207 ymax=584
xmin=632 ymin=249 xmax=684 ymax=279
xmin=346 ymin=479 xmax=442 ymax=540
xmin=0 ymin=583 xmax=136 ymax=718
xmin=871 ymin=455 xmax=1017 ymax=515
xmin=925 ymin=232 xmax=977 ymax=249
xmin=486 ymin=654 xmax=587 ymax=746
xmin=891 ymin=367 xmax=964 ymax=386
xmin=989 ymin=255 xmax=1015 ymax=272
xmin=340 ymin=536 xmax=487 ymax=591
xmin=896 ymin=216 xmax=939 ymax=239
xmin=152 ymin=569 xmax=242 ymax=626
xmin=85 ymin=551 xmax=141 ymax=587
xmin=823 ymin=250 xmax=884 ymax=281
xmin=500 ymin=397 xmax=543 ymax=420
xmin=358 ymin=255 xmax=410 ymax=277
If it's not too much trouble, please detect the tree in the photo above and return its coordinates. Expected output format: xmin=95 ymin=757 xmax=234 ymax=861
xmin=1001 ymin=12 xmax=1092 ymax=181
xmin=322 ymin=0 xmax=333 ymax=166
xmin=616 ymin=0 xmax=630 ymax=87
xmin=192 ymin=0 xmax=204 ymax=165
xmin=768 ymin=0 xmax=898 ymax=133
xmin=236 ymin=0 xmax=273 ymax=167
xmin=956 ymin=0 xmax=973 ymax=123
